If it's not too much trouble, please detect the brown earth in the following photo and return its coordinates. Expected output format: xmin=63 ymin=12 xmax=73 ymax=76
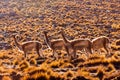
xmin=0 ymin=0 xmax=120 ymax=80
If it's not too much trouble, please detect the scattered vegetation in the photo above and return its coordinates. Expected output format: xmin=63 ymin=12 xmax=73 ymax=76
xmin=0 ymin=0 xmax=120 ymax=80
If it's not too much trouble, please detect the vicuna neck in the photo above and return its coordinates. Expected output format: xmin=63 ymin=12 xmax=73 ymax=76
xmin=13 ymin=36 xmax=22 ymax=50
xmin=44 ymin=32 xmax=51 ymax=48
xmin=61 ymin=32 xmax=69 ymax=43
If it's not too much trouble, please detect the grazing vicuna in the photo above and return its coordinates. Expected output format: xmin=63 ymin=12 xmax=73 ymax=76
xmin=43 ymin=31 xmax=69 ymax=58
xmin=60 ymin=31 xmax=92 ymax=58
xmin=12 ymin=34 xmax=43 ymax=58
xmin=91 ymin=36 xmax=111 ymax=54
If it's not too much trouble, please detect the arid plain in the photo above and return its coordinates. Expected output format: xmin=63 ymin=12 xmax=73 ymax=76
xmin=0 ymin=0 xmax=120 ymax=80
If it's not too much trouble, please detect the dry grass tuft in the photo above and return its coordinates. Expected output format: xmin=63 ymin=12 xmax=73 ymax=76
xmin=104 ymin=64 xmax=115 ymax=73
xmin=29 ymin=58 xmax=37 ymax=65
xmin=111 ymin=24 xmax=120 ymax=30
xmin=115 ymin=39 xmax=120 ymax=46
xmin=2 ymin=76 xmax=12 ymax=80
xmin=0 ymin=0 xmax=120 ymax=79
xmin=23 ymin=72 xmax=49 ymax=80
xmin=111 ymin=44 xmax=120 ymax=50
xmin=63 ymin=70 xmax=75 ymax=79
xmin=60 ymin=63 xmax=74 ymax=68
xmin=49 ymin=59 xmax=65 ymax=68
xmin=22 ymin=64 xmax=64 ymax=80
xmin=18 ymin=60 xmax=30 ymax=71
xmin=104 ymin=70 xmax=120 ymax=80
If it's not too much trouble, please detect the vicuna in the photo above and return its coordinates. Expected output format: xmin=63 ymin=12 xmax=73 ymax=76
xmin=43 ymin=31 xmax=70 ymax=58
xmin=60 ymin=31 xmax=92 ymax=58
xmin=12 ymin=34 xmax=43 ymax=58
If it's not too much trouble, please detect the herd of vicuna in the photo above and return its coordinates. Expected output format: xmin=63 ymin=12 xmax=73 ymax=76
xmin=12 ymin=30 xmax=111 ymax=59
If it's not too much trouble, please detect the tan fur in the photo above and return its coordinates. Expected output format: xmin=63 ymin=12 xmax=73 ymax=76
xmin=61 ymin=31 xmax=92 ymax=58
xmin=43 ymin=32 xmax=68 ymax=58
xmin=12 ymin=34 xmax=43 ymax=58
xmin=92 ymin=36 xmax=110 ymax=54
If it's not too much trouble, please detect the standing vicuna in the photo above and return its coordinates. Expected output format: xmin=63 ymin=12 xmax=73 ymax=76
xmin=43 ymin=31 xmax=70 ymax=58
xmin=12 ymin=34 xmax=43 ymax=58
xmin=91 ymin=36 xmax=111 ymax=54
xmin=60 ymin=31 xmax=92 ymax=58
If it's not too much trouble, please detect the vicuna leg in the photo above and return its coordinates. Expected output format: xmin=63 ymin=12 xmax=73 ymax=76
xmin=98 ymin=49 xmax=101 ymax=54
xmin=24 ymin=52 xmax=27 ymax=58
xmin=73 ymin=48 xmax=77 ymax=58
xmin=103 ymin=44 xmax=109 ymax=54
xmin=39 ymin=49 xmax=44 ymax=57
xmin=64 ymin=46 xmax=70 ymax=57
xmin=53 ymin=49 xmax=58 ymax=59
xmin=35 ymin=43 xmax=40 ymax=57
xmin=102 ymin=39 xmax=109 ymax=54
xmin=92 ymin=49 xmax=100 ymax=54
xmin=23 ymin=49 xmax=27 ymax=58
xmin=36 ymin=49 xmax=41 ymax=57
xmin=87 ymin=46 xmax=92 ymax=54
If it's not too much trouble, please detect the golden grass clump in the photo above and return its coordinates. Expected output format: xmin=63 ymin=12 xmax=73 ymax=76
xmin=104 ymin=64 xmax=116 ymax=73
xmin=0 ymin=52 xmax=5 ymax=59
xmin=22 ymin=72 xmax=49 ymax=80
xmin=63 ymin=70 xmax=75 ymax=80
xmin=103 ymin=70 xmax=120 ymax=80
xmin=115 ymin=39 xmax=120 ymax=46
xmin=18 ymin=60 xmax=30 ymax=71
xmin=76 ymin=69 xmax=94 ymax=80
xmin=111 ymin=23 xmax=120 ymax=30
xmin=78 ymin=57 xmax=108 ymax=68
xmin=0 ymin=0 xmax=120 ymax=79
xmin=96 ymin=67 xmax=105 ymax=80
xmin=23 ymin=63 xmax=50 ymax=74
xmin=49 ymin=59 xmax=65 ymax=68
xmin=60 ymin=63 xmax=74 ymax=68
xmin=0 ymin=50 xmax=13 ymax=59
xmin=111 ymin=51 xmax=120 ymax=60
xmin=71 ymin=57 xmax=85 ymax=67
xmin=0 ymin=67 xmax=6 ymax=73
xmin=22 ymin=65 xmax=64 ymax=80
xmin=13 ymin=59 xmax=19 ymax=67
xmin=22 ymin=66 xmax=50 ymax=80
xmin=2 ymin=76 xmax=12 ymax=80
xmin=111 ymin=44 xmax=120 ymax=50
xmin=88 ymin=53 xmax=106 ymax=60
xmin=27 ymin=67 xmax=48 ymax=75
xmin=81 ymin=66 xmax=98 ymax=74
xmin=29 ymin=58 xmax=37 ymax=65
xmin=110 ymin=59 xmax=120 ymax=70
